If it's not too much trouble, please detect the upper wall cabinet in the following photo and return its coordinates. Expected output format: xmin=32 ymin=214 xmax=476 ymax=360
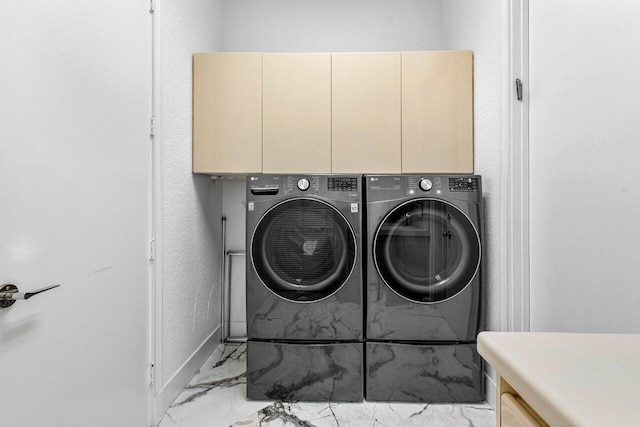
xmin=193 ymin=51 xmax=473 ymax=175
xmin=331 ymin=53 xmax=402 ymax=174
xmin=402 ymin=51 xmax=474 ymax=174
xmin=193 ymin=53 xmax=262 ymax=174
xmin=263 ymin=54 xmax=332 ymax=173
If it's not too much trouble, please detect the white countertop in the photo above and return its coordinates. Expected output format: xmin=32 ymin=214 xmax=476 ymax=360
xmin=478 ymin=332 xmax=640 ymax=427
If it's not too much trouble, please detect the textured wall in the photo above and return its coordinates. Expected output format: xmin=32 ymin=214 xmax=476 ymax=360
xmin=159 ymin=0 xmax=224 ymax=386
xmin=441 ymin=0 xmax=502 ymax=336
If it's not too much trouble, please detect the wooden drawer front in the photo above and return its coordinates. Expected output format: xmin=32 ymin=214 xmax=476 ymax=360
xmin=501 ymin=393 xmax=545 ymax=427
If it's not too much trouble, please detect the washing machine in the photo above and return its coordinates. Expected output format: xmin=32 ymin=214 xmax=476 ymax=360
xmin=365 ymin=174 xmax=483 ymax=402
xmin=245 ymin=174 xmax=363 ymax=401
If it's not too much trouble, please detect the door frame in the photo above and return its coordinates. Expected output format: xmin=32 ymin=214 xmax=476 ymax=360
xmin=500 ymin=0 xmax=530 ymax=333
xmin=150 ymin=1 xmax=163 ymax=422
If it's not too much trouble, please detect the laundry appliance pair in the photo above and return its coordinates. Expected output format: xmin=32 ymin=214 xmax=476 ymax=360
xmin=245 ymin=174 xmax=483 ymax=403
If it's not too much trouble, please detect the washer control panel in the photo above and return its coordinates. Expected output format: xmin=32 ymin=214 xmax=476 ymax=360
xmin=328 ymin=177 xmax=359 ymax=192
xmin=249 ymin=175 xmax=361 ymax=201
xmin=449 ymin=177 xmax=479 ymax=192
xmin=286 ymin=175 xmax=320 ymax=193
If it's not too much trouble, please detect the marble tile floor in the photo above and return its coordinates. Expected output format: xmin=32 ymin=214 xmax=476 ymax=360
xmin=158 ymin=343 xmax=496 ymax=427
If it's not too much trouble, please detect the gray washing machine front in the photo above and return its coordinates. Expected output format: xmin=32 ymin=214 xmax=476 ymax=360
xmin=246 ymin=174 xmax=365 ymax=402
xmin=246 ymin=174 xmax=364 ymax=341
xmin=366 ymin=175 xmax=483 ymax=342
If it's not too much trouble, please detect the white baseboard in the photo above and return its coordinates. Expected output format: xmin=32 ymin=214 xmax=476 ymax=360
xmin=484 ymin=371 xmax=497 ymax=409
xmin=154 ymin=325 xmax=222 ymax=425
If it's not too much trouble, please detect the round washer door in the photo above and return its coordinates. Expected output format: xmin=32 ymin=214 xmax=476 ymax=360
xmin=251 ymin=198 xmax=356 ymax=302
xmin=373 ymin=198 xmax=480 ymax=303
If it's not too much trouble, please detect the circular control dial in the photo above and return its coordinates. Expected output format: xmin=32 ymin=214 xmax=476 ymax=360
xmin=419 ymin=178 xmax=433 ymax=191
xmin=297 ymin=178 xmax=310 ymax=191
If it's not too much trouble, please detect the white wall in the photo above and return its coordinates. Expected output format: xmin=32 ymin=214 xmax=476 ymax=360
xmin=155 ymin=0 xmax=224 ymax=420
xmin=221 ymin=0 xmax=442 ymax=52
xmin=529 ymin=1 xmax=640 ymax=333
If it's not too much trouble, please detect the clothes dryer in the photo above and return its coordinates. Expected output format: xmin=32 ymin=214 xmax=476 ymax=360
xmin=246 ymin=174 xmax=363 ymax=401
xmin=365 ymin=175 xmax=483 ymax=402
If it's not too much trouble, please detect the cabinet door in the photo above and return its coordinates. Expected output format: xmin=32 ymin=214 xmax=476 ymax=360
xmin=402 ymin=51 xmax=473 ymax=174
xmin=193 ymin=53 xmax=262 ymax=174
xmin=332 ymin=52 xmax=401 ymax=174
xmin=262 ymin=54 xmax=332 ymax=173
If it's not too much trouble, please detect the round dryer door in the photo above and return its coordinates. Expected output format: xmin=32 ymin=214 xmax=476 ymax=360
xmin=251 ymin=198 xmax=356 ymax=302
xmin=373 ymin=198 xmax=480 ymax=303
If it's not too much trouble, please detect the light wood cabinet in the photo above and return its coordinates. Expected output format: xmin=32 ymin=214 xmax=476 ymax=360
xmin=501 ymin=393 xmax=544 ymax=427
xmin=331 ymin=53 xmax=402 ymax=174
xmin=498 ymin=376 xmax=549 ymax=427
xmin=193 ymin=51 xmax=473 ymax=175
xmin=192 ymin=53 xmax=262 ymax=174
xmin=262 ymin=53 xmax=331 ymax=173
xmin=402 ymin=51 xmax=473 ymax=174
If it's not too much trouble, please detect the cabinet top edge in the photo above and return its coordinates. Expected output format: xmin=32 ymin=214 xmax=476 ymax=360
xmin=193 ymin=50 xmax=473 ymax=57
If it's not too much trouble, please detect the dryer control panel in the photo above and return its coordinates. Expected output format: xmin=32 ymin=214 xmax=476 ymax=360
xmin=366 ymin=175 xmax=482 ymax=202
xmin=449 ymin=177 xmax=479 ymax=192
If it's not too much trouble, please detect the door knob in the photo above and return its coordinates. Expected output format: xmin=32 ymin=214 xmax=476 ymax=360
xmin=0 ymin=284 xmax=60 ymax=309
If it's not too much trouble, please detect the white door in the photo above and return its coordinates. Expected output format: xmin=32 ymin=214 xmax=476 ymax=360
xmin=0 ymin=2 xmax=152 ymax=426
xmin=529 ymin=1 xmax=640 ymax=333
